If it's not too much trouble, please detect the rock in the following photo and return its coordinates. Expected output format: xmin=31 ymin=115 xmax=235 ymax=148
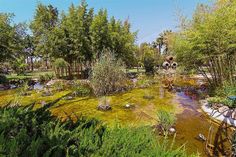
xmin=0 ymin=84 xmax=5 ymax=91
xmin=218 ymin=106 xmax=229 ymax=113
xmin=143 ymin=95 xmax=155 ymax=100
xmin=223 ymin=109 xmax=233 ymax=117
xmin=169 ymin=127 xmax=176 ymax=133
xmin=97 ymin=104 xmax=112 ymax=111
xmin=63 ymin=96 xmax=74 ymax=100
xmin=231 ymin=110 xmax=236 ymax=120
xmin=197 ymin=133 xmax=206 ymax=142
xmin=124 ymin=103 xmax=135 ymax=109
xmin=42 ymin=92 xmax=53 ymax=97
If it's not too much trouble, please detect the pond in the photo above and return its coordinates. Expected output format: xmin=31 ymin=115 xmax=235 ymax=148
xmin=0 ymin=78 xmax=233 ymax=156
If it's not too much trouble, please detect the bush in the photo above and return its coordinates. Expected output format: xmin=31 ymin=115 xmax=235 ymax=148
xmin=157 ymin=110 xmax=176 ymax=135
xmin=0 ymin=102 xmax=198 ymax=157
xmin=73 ymin=85 xmax=91 ymax=96
xmin=90 ymin=52 xmax=127 ymax=96
xmin=0 ymin=74 xmax=8 ymax=84
xmin=39 ymin=73 xmax=54 ymax=83
xmin=207 ymin=97 xmax=235 ymax=108
xmin=144 ymin=55 xmax=155 ymax=75
xmin=53 ymin=58 xmax=69 ymax=78
xmin=214 ymin=83 xmax=236 ymax=97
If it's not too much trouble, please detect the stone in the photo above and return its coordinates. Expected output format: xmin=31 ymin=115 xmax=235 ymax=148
xmin=223 ymin=109 xmax=233 ymax=117
xmin=143 ymin=95 xmax=155 ymax=100
xmin=124 ymin=103 xmax=135 ymax=109
xmin=218 ymin=106 xmax=229 ymax=113
xmin=197 ymin=133 xmax=206 ymax=142
xmin=63 ymin=96 xmax=74 ymax=100
xmin=97 ymin=104 xmax=112 ymax=111
xmin=169 ymin=127 xmax=176 ymax=133
xmin=231 ymin=110 xmax=236 ymax=120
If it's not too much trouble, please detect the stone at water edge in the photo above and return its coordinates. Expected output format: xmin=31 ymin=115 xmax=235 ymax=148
xmin=223 ymin=109 xmax=233 ymax=117
xmin=169 ymin=127 xmax=176 ymax=133
xmin=231 ymin=109 xmax=236 ymax=120
xmin=97 ymin=104 xmax=112 ymax=111
xmin=218 ymin=106 xmax=229 ymax=113
xmin=125 ymin=104 xmax=130 ymax=108
xmin=198 ymin=134 xmax=206 ymax=142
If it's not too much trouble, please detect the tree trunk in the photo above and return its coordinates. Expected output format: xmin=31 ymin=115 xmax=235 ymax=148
xmin=30 ymin=57 xmax=34 ymax=72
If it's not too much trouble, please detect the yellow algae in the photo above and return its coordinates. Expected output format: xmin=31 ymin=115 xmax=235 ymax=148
xmin=0 ymin=83 xmax=176 ymax=127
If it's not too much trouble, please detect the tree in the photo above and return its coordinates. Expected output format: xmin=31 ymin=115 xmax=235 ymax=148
xmin=171 ymin=0 xmax=236 ymax=87
xmin=30 ymin=3 xmax=58 ymax=69
xmin=24 ymin=35 xmax=35 ymax=71
xmin=91 ymin=9 xmax=110 ymax=59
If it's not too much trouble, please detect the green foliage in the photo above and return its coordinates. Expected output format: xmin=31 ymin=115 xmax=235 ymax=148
xmin=214 ymin=83 xmax=236 ymax=97
xmin=171 ymin=1 xmax=236 ymax=87
xmin=39 ymin=73 xmax=54 ymax=83
xmin=30 ymin=3 xmax=58 ymax=60
xmin=138 ymin=43 xmax=158 ymax=74
xmin=144 ymin=55 xmax=155 ymax=74
xmin=0 ymin=102 xmax=197 ymax=157
xmin=0 ymin=13 xmax=26 ymax=63
xmin=207 ymin=96 xmax=234 ymax=108
xmin=157 ymin=110 xmax=176 ymax=134
xmin=73 ymin=85 xmax=91 ymax=97
xmin=11 ymin=57 xmax=27 ymax=75
xmin=0 ymin=74 xmax=8 ymax=84
xmin=90 ymin=52 xmax=127 ymax=96
xmin=53 ymin=58 xmax=69 ymax=69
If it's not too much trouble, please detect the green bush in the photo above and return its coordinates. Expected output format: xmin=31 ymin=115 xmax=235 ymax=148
xmin=157 ymin=110 xmax=176 ymax=135
xmin=39 ymin=73 xmax=54 ymax=83
xmin=214 ymin=83 xmax=236 ymax=97
xmin=207 ymin=97 xmax=235 ymax=108
xmin=0 ymin=74 xmax=8 ymax=84
xmin=0 ymin=101 xmax=198 ymax=157
xmin=74 ymin=85 xmax=91 ymax=96
xmin=143 ymin=55 xmax=155 ymax=75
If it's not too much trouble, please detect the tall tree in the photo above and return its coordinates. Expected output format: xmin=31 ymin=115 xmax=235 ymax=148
xmin=30 ymin=3 xmax=58 ymax=69
xmin=91 ymin=9 xmax=110 ymax=59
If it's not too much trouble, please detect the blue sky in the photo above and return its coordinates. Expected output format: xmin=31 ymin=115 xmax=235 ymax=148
xmin=0 ymin=0 xmax=211 ymax=44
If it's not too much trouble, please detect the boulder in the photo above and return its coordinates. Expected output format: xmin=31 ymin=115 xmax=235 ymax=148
xmin=223 ymin=109 xmax=233 ymax=117
xmin=218 ymin=106 xmax=229 ymax=113
xmin=231 ymin=110 xmax=236 ymax=120
xmin=97 ymin=104 xmax=112 ymax=111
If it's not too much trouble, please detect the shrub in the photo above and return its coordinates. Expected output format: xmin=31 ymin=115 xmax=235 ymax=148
xmin=39 ymin=73 xmax=54 ymax=83
xmin=53 ymin=58 xmax=69 ymax=78
xmin=214 ymin=83 xmax=236 ymax=97
xmin=0 ymin=102 xmax=198 ymax=157
xmin=144 ymin=55 xmax=155 ymax=75
xmin=73 ymin=85 xmax=91 ymax=96
xmin=157 ymin=110 xmax=176 ymax=135
xmin=0 ymin=74 xmax=8 ymax=84
xmin=207 ymin=97 xmax=235 ymax=108
xmin=90 ymin=52 xmax=127 ymax=96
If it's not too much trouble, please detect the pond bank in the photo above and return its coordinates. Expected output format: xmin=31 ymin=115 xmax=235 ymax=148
xmin=201 ymin=100 xmax=236 ymax=127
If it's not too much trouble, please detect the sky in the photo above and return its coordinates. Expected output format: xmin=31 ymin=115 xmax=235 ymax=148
xmin=0 ymin=0 xmax=211 ymax=44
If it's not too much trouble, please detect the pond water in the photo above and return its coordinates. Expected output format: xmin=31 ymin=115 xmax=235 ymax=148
xmin=0 ymin=79 xmax=233 ymax=156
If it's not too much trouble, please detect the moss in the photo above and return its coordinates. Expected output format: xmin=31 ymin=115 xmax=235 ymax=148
xmin=0 ymin=84 xmax=177 ymax=127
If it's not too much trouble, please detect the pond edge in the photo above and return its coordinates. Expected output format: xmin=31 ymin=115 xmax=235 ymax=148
xmin=200 ymin=100 xmax=236 ymax=127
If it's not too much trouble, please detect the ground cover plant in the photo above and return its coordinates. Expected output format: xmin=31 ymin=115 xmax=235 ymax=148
xmin=0 ymin=100 xmax=198 ymax=157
